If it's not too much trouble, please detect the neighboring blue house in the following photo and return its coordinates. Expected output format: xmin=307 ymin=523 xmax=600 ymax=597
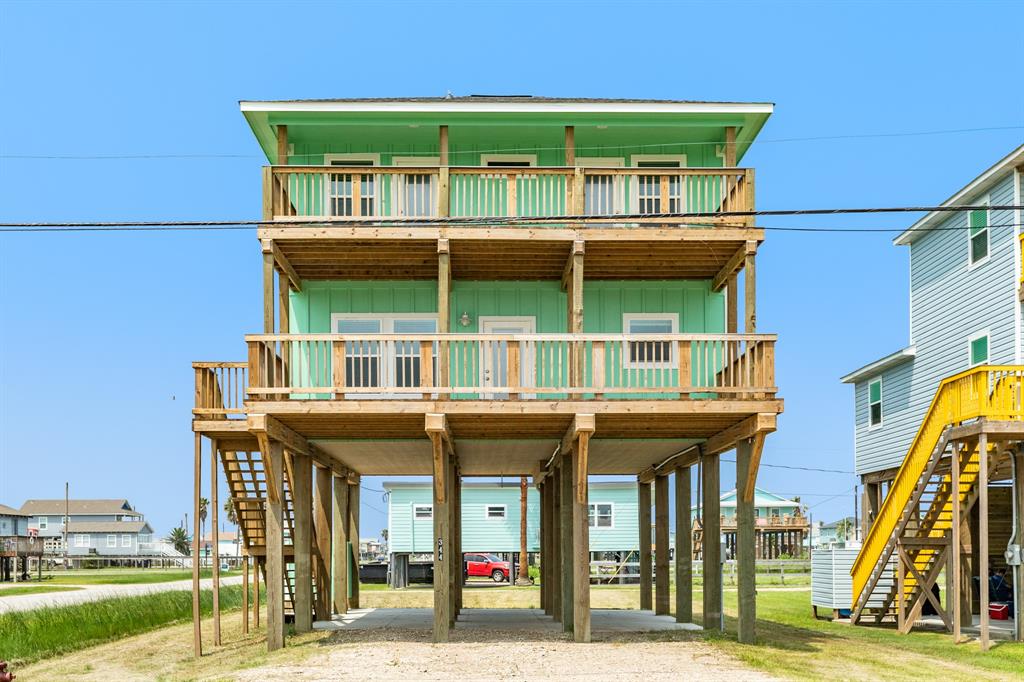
xmin=1 ymin=503 xmax=37 ymax=581
xmin=691 ymin=487 xmax=808 ymax=559
xmin=385 ymin=480 xmax=639 ymax=579
xmin=19 ymin=498 xmax=155 ymax=557
xmin=841 ymin=145 xmax=1024 ymax=514
xmin=0 ymin=503 xmax=29 ymax=537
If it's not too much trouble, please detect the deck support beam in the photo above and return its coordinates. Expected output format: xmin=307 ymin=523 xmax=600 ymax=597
xmin=744 ymin=241 xmax=757 ymax=333
xmin=192 ymin=434 xmax=203 ymax=658
xmin=332 ymin=473 xmax=350 ymax=615
xmin=430 ymin=426 xmax=451 ymax=641
xmin=552 ymin=463 xmax=562 ymax=622
xmin=736 ymin=437 xmax=759 ymax=643
xmin=292 ymin=453 xmax=313 ymax=633
xmin=210 ymin=439 xmax=222 ymax=646
xmin=559 ymin=414 xmax=594 ymax=642
xmin=951 ymin=440 xmax=962 ymax=642
xmin=347 ymin=478 xmax=360 ymax=609
xmin=313 ymin=464 xmax=333 ymax=621
xmin=675 ymin=464 xmax=693 ymax=624
xmin=265 ymin=441 xmax=285 ymax=651
xmin=702 ymin=451 xmax=722 ymax=631
xmin=1013 ymin=447 xmax=1024 ymax=641
xmin=638 ymin=478 xmax=653 ymax=611
xmin=263 ymin=251 xmax=275 ymax=334
xmin=654 ymin=473 xmax=670 ymax=615
xmin=560 ymin=447 xmax=574 ymax=631
xmin=979 ymin=432 xmax=990 ymax=651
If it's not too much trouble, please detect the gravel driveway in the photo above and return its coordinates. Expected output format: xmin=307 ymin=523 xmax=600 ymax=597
xmin=0 ymin=575 xmax=244 ymax=613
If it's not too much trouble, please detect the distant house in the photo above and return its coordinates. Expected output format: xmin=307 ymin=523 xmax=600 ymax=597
xmin=1 ymin=503 xmax=42 ymax=581
xmin=692 ymin=487 xmax=808 ymax=559
xmin=201 ymin=530 xmax=243 ymax=558
xmin=19 ymin=499 xmax=155 ymax=556
xmin=0 ymin=503 xmax=28 ymax=538
xmin=816 ymin=517 xmax=860 ymax=549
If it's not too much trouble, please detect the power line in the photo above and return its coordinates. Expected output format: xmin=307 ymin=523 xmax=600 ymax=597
xmin=720 ymin=458 xmax=854 ymax=475
xmin=3 ymin=124 xmax=1020 ymax=161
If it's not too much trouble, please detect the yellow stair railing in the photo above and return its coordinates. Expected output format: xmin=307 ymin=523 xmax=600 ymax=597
xmin=851 ymin=366 xmax=1024 ymax=611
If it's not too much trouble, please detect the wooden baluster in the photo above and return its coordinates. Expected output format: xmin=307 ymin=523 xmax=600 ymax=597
xmin=508 ymin=340 xmax=521 ymax=400
xmin=420 ymin=340 xmax=434 ymax=399
xmin=592 ymin=341 xmax=605 ymax=399
xmin=678 ymin=340 xmax=691 ymax=399
xmin=660 ymin=175 xmax=670 ymax=214
xmin=332 ymin=341 xmax=346 ymax=400
xmin=507 ymin=174 xmax=517 ymax=217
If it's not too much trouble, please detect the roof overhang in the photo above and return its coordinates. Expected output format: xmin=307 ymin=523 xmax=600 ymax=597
xmin=240 ymin=99 xmax=775 ymax=115
xmin=840 ymin=345 xmax=916 ymax=384
xmin=894 ymin=144 xmax=1024 ymax=246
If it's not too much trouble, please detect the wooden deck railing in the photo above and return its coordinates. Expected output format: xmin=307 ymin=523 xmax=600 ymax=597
xmin=265 ymin=166 xmax=754 ymax=224
xmin=193 ymin=362 xmax=248 ymax=416
xmin=242 ymin=333 xmax=776 ymax=400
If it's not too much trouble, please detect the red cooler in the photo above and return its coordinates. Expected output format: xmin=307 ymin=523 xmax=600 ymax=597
xmin=989 ymin=603 xmax=1009 ymax=620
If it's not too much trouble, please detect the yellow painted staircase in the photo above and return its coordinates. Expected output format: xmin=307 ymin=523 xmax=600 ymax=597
xmin=850 ymin=366 xmax=1024 ymax=625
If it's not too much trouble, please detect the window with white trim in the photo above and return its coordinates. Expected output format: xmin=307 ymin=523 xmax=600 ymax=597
xmin=74 ymin=534 xmax=89 ymax=547
xmin=632 ymin=155 xmax=686 ymax=214
xmin=485 ymin=505 xmax=506 ymax=520
xmin=623 ymin=314 xmax=678 ymax=367
xmin=588 ymin=503 xmax=613 ymax=528
xmin=968 ymin=205 xmax=989 ymax=265
xmin=868 ymin=379 xmax=882 ymax=428
xmin=38 ymin=516 xmax=48 ymax=530
xmin=121 ymin=534 xmax=132 ymax=547
xmin=413 ymin=504 xmax=433 ymax=520
xmin=107 ymin=534 xmax=117 ymax=548
xmin=969 ymin=331 xmax=989 ymax=366
xmin=325 ymin=154 xmax=379 ymax=217
xmin=332 ymin=315 xmax=439 ymax=391
xmin=392 ymin=156 xmax=440 ymax=217
xmin=578 ymin=157 xmax=625 ymax=215
xmin=480 ymin=154 xmax=537 ymax=167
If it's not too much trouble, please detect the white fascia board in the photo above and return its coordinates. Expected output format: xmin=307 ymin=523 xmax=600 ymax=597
xmin=894 ymin=144 xmax=1024 ymax=246
xmin=240 ymin=101 xmax=775 ymax=115
xmin=840 ymin=346 xmax=916 ymax=384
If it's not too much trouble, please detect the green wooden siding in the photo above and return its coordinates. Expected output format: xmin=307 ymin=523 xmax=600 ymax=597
xmin=290 ymin=280 xmax=438 ymax=333
xmin=386 ymin=482 xmax=638 ymax=554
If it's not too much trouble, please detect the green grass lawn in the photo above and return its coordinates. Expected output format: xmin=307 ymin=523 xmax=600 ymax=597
xmin=0 ymin=585 xmax=82 ymax=598
xmin=43 ymin=568 xmax=238 ymax=585
xmin=710 ymin=589 xmax=1024 ymax=681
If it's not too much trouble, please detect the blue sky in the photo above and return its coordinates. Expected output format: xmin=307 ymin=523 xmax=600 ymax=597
xmin=1 ymin=1 xmax=1022 ymax=540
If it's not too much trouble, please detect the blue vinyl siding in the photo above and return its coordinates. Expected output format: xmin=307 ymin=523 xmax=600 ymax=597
xmin=387 ymin=482 xmax=638 ymax=554
xmin=852 ymin=173 xmax=1018 ymax=475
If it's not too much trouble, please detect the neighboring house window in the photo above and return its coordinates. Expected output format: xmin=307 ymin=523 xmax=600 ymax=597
xmin=139 ymin=533 xmax=152 ymax=544
xmin=623 ymin=314 xmax=678 ymax=367
xmin=74 ymin=534 xmax=89 ymax=547
xmin=969 ymin=331 xmax=990 ymax=366
xmin=107 ymin=534 xmax=117 ymax=548
xmin=869 ymin=379 xmax=883 ymax=427
xmin=968 ymin=205 xmax=989 ymax=265
xmin=588 ymin=503 xmax=613 ymax=528
xmin=485 ymin=505 xmax=506 ymax=520
xmin=413 ymin=504 xmax=433 ymax=520
xmin=121 ymin=534 xmax=132 ymax=547
xmin=38 ymin=516 xmax=48 ymax=530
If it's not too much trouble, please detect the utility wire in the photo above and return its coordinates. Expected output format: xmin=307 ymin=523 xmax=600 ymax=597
xmin=3 ymin=124 xmax=1020 ymax=161
xmin=720 ymin=459 xmax=854 ymax=475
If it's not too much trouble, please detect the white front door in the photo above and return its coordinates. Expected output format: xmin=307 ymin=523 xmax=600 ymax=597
xmin=479 ymin=316 xmax=535 ymax=398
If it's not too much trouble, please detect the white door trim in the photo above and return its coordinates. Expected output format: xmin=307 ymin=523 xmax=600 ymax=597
xmin=478 ymin=316 xmax=537 ymax=398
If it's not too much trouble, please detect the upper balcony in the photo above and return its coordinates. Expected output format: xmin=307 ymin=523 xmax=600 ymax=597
xmin=264 ymin=165 xmax=754 ymax=226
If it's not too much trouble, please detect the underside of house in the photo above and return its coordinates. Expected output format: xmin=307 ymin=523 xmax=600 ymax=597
xmin=190 ymin=97 xmax=783 ymax=654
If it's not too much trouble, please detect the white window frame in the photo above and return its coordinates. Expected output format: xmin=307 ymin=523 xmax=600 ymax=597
xmin=121 ymin=534 xmax=132 ymax=547
xmin=392 ymin=156 xmax=441 ymax=217
xmin=413 ymin=504 xmax=433 ymax=521
xmin=106 ymin=534 xmax=117 ymax=548
xmin=588 ymin=502 xmax=615 ymax=529
xmin=484 ymin=504 xmax=507 ymax=520
xmin=630 ymin=154 xmax=688 ymax=167
xmin=868 ymin=378 xmax=883 ymax=429
xmin=323 ymin=153 xmax=381 ymax=218
xmin=480 ymin=154 xmax=537 ymax=167
xmin=331 ymin=313 xmax=440 ymax=399
xmin=630 ymin=155 xmax=687 ymax=215
xmin=578 ymin=157 xmax=625 ymax=216
xmin=968 ymin=329 xmax=991 ymax=367
xmin=74 ymin=534 xmax=89 ymax=547
xmin=622 ymin=313 xmax=679 ymax=369
xmin=324 ymin=153 xmax=381 ymax=166
xmin=967 ymin=195 xmax=990 ymax=269
xmin=37 ymin=516 xmax=48 ymax=530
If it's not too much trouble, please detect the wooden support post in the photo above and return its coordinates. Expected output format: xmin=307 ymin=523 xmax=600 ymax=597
xmin=979 ymin=432 xmax=989 ymax=651
xmin=744 ymin=244 xmax=757 ymax=333
xmin=263 ymin=251 xmax=275 ymax=334
xmin=313 ymin=465 xmax=332 ymax=622
xmin=552 ymin=466 xmax=562 ymax=622
xmin=564 ymin=126 xmax=575 ymax=166
xmin=276 ymin=124 xmax=288 ymax=165
xmin=431 ymin=433 xmax=451 ymax=642
xmin=192 ymin=434 xmax=203 ymax=658
xmin=703 ymin=452 xmax=722 ymax=631
xmin=1014 ymin=449 xmax=1024 ymax=642
xmin=242 ymin=555 xmax=250 ymax=635
xmin=654 ymin=474 xmax=670 ymax=616
xmin=726 ymin=274 xmax=738 ymax=334
xmin=332 ymin=474 xmax=350 ymax=614
xmin=518 ymin=476 xmax=530 ymax=584
xmin=253 ymin=558 xmax=261 ymax=628
xmin=736 ymin=438 xmax=757 ymax=644
xmin=540 ymin=478 xmax=551 ymax=614
xmin=951 ymin=440 xmax=962 ymax=643
xmin=439 ymin=125 xmax=449 ymax=166
xmin=210 ymin=439 xmax=221 ymax=646
xmin=676 ymin=465 xmax=692 ymax=624
xmin=438 ymin=240 xmax=451 ymax=386
xmin=572 ymin=432 xmax=592 ymax=643
xmin=454 ymin=464 xmax=463 ymax=615
xmin=348 ymin=480 xmax=360 ymax=609
xmin=638 ymin=479 xmax=653 ymax=611
xmin=265 ymin=442 xmax=285 ymax=651
xmin=292 ymin=453 xmax=313 ymax=633
xmin=560 ymin=449 xmax=574 ymax=631
xmin=448 ymin=455 xmax=458 ymax=626
xmin=724 ymin=126 xmax=737 ymax=167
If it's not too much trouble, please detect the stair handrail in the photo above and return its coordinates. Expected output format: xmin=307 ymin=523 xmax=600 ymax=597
xmin=850 ymin=365 xmax=1024 ymax=606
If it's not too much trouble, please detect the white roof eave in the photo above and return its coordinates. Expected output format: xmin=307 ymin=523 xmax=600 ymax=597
xmin=240 ymin=100 xmax=775 ymax=115
xmin=840 ymin=345 xmax=917 ymax=384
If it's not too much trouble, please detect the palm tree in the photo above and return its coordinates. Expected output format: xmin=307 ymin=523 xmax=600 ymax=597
xmin=166 ymin=527 xmax=191 ymax=555
xmin=223 ymin=498 xmax=237 ymax=526
xmin=199 ymin=497 xmax=209 ymax=560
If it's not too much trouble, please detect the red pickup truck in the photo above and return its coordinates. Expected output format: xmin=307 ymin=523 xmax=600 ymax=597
xmin=463 ymin=553 xmax=510 ymax=582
